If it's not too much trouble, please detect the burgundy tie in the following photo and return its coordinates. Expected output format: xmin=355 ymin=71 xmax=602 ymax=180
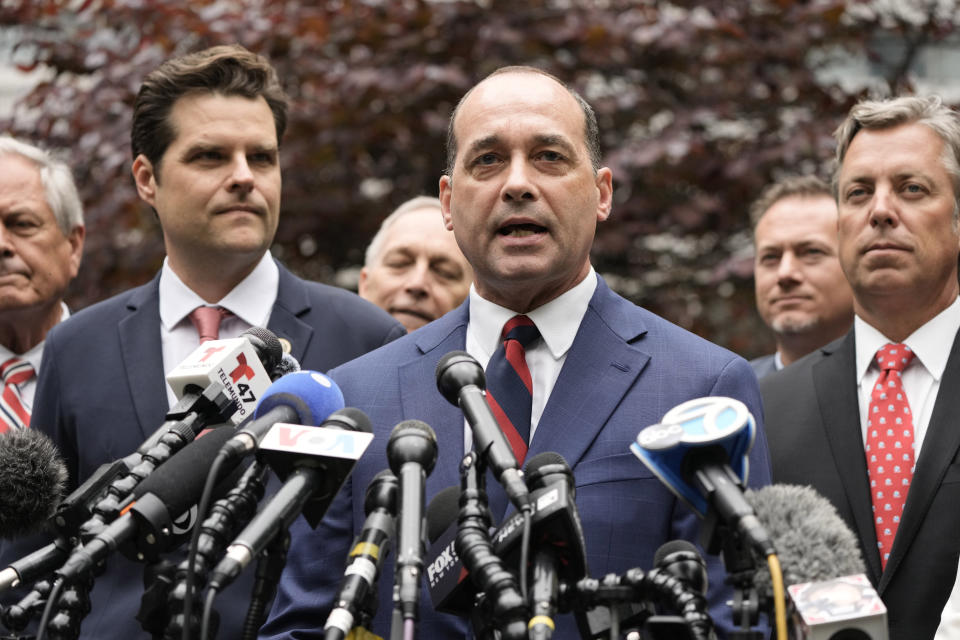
xmin=189 ymin=306 xmax=232 ymax=344
xmin=0 ymin=357 xmax=34 ymax=433
xmin=866 ymin=342 xmax=915 ymax=569
xmin=484 ymin=315 xmax=540 ymax=465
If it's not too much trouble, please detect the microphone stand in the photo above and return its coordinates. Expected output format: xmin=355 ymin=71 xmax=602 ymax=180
xmin=700 ymin=512 xmax=763 ymax=640
xmin=240 ymin=529 xmax=289 ymax=640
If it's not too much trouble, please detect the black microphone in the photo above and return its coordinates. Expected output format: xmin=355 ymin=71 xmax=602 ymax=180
xmin=435 ymin=351 xmax=530 ymax=511
xmin=207 ymin=408 xmax=374 ymax=592
xmin=745 ymin=485 xmax=886 ymax=639
xmin=386 ymin=420 xmax=438 ymax=627
xmin=0 ymin=429 xmax=68 ymax=540
xmin=324 ymin=469 xmax=399 ymax=640
xmin=270 ymin=352 xmax=301 ymax=379
xmin=54 ymin=426 xmax=240 ymax=580
xmin=654 ymin=540 xmax=708 ymax=597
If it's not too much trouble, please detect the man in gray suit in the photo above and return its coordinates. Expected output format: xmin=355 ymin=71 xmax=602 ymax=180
xmin=761 ymin=95 xmax=960 ymax=639
xmin=750 ymin=175 xmax=853 ymax=377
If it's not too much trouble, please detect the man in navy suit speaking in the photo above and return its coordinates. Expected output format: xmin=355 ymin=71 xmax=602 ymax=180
xmin=0 ymin=45 xmax=404 ymax=639
xmin=261 ymin=66 xmax=772 ymax=639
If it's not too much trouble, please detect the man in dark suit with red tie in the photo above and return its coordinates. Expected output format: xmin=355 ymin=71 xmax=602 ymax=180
xmin=761 ymin=95 xmax=960 ymax=640
xmin=261 ymin=65 xmax=771 ymax=639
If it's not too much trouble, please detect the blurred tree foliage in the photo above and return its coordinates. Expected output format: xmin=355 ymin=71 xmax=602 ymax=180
xmin=2 ymin=0 xmax=958 ymax=358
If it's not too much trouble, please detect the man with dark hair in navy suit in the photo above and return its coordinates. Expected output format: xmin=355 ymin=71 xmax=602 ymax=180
xmin=261 ymin=66 xmax=772 ymax=639
xmin=0 ymin=44 xmax=404 ymax=639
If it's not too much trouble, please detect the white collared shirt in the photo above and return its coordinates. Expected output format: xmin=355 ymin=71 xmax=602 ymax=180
xmin=0 ymin=302 xmax=70 ymax=410
xmin=158 ymin=252 xmax=279 ymax=408
xmin=463 ymin=267 xmax=598 ymax=452
xmin=854 ymin=295 xmax=960 ymax=456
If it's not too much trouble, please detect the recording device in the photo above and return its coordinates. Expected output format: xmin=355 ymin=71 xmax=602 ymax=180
xmin=746 ymin=485 xmax=887 ymax=639
xmin=206 ymin=408 xmax=374 ymax=592
xmin=324 ymin=469 xmax=399 ymax=640
xmin=435 ymin=351 xmax=531 ymax=511
xmin=387 ymin=420 xmax=438 ymax=626
xmin=630 ymin=396 xmax=773 ymax=556
xmin=0 ymin=428 xmax=68 ymax=540
xmin=217 ymin=370 xmax=346 ymax=464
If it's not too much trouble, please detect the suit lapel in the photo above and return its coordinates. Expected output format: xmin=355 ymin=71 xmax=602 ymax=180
xmin=528 ymin=283 xmax=648 ymax=469
xmin=266 ymin=263 xmax=314 ymax=364
xmin=117 ymin=275 xmax=168 ymax=442
xmin=398 ymin=304 xmax=470 ymax=496
xmin=881 ymin=326 xmax=960 ymax=591
xmin=813 ymin=333 xmax=883 ymax=584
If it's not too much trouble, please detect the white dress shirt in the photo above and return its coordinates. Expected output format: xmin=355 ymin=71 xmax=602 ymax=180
xmin=0 ymin=301 xmax=70 ymax=411
xmin=158 ymin=252 xmax=279 ymax=408
xmin=854 ymin=296 xmax=960 ymax=456
xmin=462 ymin=267 xmax=597 ymax=452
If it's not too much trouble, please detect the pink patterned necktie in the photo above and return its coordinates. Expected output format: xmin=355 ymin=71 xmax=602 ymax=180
xmin=189 ymin=306 xmax=232 ymax=344
xmin=866 ymin=342 xmax=915 ymax=569
xmin=0 ymin=357 xmax=35 ymax=433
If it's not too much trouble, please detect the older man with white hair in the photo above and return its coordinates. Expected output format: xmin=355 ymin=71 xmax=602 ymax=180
xmin=0 ymin=136 xmax=84 ymax=431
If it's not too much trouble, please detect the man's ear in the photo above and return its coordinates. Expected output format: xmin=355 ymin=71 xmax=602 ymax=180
xmin=132 ymin=154 xmax=158 ymax=207
xmin=439 ymin=175 xmax=454 ymax=231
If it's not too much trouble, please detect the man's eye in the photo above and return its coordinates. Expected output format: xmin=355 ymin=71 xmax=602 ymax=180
xmin=538 ymin=150 xmax=563 ymax=162
xmin=474 ymin=153 xmax=499 ymax=166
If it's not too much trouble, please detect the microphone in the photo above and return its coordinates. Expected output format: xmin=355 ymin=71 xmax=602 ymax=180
xmin=630 ymin=396 xmax=773 ymax=556
xmin=206 ymin=408 xmax=374 ymax=591
xmin=654 ymin=540 xmax=708 ymax=596
xmin=324 ymin=469 xmax=399 ymax=640
xmin=0 ymin=429 xmax=68 ymax=540
xmin=435 ymin=351 xmax=531 ymax=511
xmin=217 ymin=370 xmax=345 ymax=463
xmin=425 ymin=486 xmax=470 ymax=614
xmin=55 ymin=426 xmax=239 ymax=580
xmin=745 ymin=485 xmax=887 ymax=639
xmin=270 ymin=352 xmax=301 ymax=379
xmin=387 ymin=420 xmax=438 ymax=626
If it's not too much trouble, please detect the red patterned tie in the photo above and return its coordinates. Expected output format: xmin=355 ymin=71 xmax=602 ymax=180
xmin=0 ymin=357 xmax=35 ymax=433
xmin=189 ymin=306 xmax=232 ymax=344
xmin=485 ymin=315 xmax=540 ymax=465
xmin=866 ymin=342 xmax=915 ymax=569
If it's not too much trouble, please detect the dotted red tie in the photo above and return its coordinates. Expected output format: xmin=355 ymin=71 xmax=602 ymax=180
xmin=485 ymin=315 xmax=540 ymax=465
xmin=189 ymin=306 xmax=232 ymax=344
xmin=0 ymin=357 xmax=35 ymax=433
xmin=866 ymin=342 xmax=915 ymax=569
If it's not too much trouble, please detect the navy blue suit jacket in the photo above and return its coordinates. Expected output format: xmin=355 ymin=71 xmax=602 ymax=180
xmin=260 ymin=275 xmax=773 ymax=639
xmin=0 ymin=261 xmax=405 ymax=639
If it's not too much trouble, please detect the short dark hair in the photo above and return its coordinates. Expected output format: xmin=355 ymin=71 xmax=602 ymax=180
xmin=749 ymin=175 xmax=832 ymax=230
xmin=131 ymin=44 xmax=288 ymax=179
xmin=444 ymin=65 xmax=602 ymax=175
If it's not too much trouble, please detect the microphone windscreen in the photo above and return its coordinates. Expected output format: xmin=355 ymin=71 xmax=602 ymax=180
xmin=653 ymin=539 xmax=700 ymax=567
xmin=426 ymin=485 xmax=460 ymax=544
xmin=0 ymin=428 xmax=68 ymax=539
xmin=746 ymin=484 xmax=865 ymax=597
xmin=241 ymin=326 xmax=283 ymax=373
xmin=132 ymin=427 xmax=235 ymax=516
xmin=253 ymin=370 xmax=345 ymax=426
xmin=270 ymin=352 xmax=301 ymax=379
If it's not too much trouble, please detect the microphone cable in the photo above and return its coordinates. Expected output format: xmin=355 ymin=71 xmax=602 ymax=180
xmin=33 ymin=575 xmax=64 ymax=640
xmin=766 ymin=553 xmax=787 ymax=640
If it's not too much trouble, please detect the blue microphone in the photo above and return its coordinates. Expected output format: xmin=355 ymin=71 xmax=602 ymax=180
xmin=630 ymin=396 xmax=773 ymax=556
xmin=218 ymin=370 xmax=346 ymax=461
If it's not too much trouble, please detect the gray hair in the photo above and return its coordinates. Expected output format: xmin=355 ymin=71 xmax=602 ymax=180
xmin=0 ymin=136 xmax=84 ymax=235
xmin=364 ymin=196 xmax=444 ymax=267
xmin=750 ymin=175 xmax=832 ymax=230
xmin=833 ymin=95 xmax=960 ymax=210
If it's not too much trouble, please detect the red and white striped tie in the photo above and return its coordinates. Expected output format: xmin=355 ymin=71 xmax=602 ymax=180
xmin=0 ymin=357 xmax=34 ymax=433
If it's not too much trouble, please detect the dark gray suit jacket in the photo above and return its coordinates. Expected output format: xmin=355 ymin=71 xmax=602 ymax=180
xmin=750 ymin=353 xmax=777 ymax=379
xmin=761 ymin=329 xmax=960 ymax=640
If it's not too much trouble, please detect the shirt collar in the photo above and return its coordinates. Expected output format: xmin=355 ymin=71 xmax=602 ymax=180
xmin=854 ymin=295 xmax=960 ymax=383
xmin=159 ymin=251 xmax=279 ymax=331
xmin=468 ymin=267 xmax=598 ymax=360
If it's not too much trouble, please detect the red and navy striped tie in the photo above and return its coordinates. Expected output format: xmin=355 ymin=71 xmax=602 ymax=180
xmin=0 ymin=357 xmax=34 ymax=433
xmin=485 ymin=315 xmax=540 ymax=465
